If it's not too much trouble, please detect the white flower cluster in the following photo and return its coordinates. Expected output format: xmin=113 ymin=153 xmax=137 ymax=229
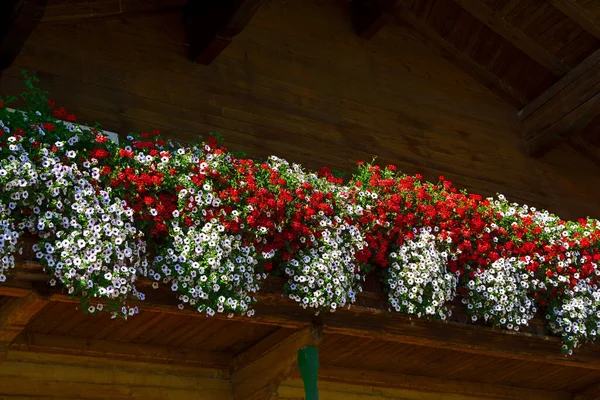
xmin=284 ymin=221 xmax=364 ymax=312
xmin=492 ymin=194 xmax=559 ymax=226
xmin=386 ymin=229 xmax=456 ymax=319
xmin=149 ymin=215 xmax=262 ymax=317
xmin=0 ymin=127 xmax=146 ymax=316
xmin=32 ymin=162 xmax=146 ymax=314
xmin=0 ymin=203 xmax=19 ymax=282
xmin=464 ymin=257 xmax=536 ymax=331
xmin=0 ymin=142 xmax=38 ymax=282
xmin=547 ymin=281 xmax=600 ymax=354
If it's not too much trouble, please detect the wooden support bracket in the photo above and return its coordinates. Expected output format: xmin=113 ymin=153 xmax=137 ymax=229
xmin=0 ymin=291 xmax=48 ymax=362
xmin=350 ymin=0 xmax=400 ymax=39
xmin=230 ymin=323 xmax=323 ymax=399
xmin=183 ymin=0 xmax=266 ymax=65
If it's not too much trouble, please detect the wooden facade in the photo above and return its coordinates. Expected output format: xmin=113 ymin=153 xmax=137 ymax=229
xmin=1 ymin=0 xmax=600 ymax=399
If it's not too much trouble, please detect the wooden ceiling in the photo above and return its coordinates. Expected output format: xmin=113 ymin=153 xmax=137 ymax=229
xmin=389 ymin=0 xmax=600 ymax=156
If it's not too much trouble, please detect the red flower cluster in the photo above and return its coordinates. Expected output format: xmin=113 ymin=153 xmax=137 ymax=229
xmin=49 ymin=100 xmax=76 ymax=122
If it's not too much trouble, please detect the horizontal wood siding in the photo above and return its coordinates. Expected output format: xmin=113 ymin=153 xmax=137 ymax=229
xmin=1 ymin=0 xmax=600 ymax=219
xmin=0 ymin=351 xmax=231 ymax=399
xmin=279 ymin=378 xmax=495 ymax=400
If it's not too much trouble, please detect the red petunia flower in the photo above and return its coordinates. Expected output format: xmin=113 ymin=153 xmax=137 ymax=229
xmin=42 ymin=123 xmax=56 ymax=132
xmin=90 ymin=148 xmax=109 ymax=158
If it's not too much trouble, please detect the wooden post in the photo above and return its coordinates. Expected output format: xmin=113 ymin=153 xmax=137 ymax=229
xmin=298 ymin=345 xmax=319 ymax=400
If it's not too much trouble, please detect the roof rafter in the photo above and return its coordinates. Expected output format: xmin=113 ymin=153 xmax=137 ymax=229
xmin=518 ymin=49 xmax=600 ymax=155
xmin=453 ymin=0 xmax=571 ymax=76
xmin=547 ymin=0 xmax=600 ymax=41
xmin=392 ymin=6 xmax=527 ymax=108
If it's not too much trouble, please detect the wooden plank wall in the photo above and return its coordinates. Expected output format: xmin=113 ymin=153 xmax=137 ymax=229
xmin=1 ymin=0 xmax=599 ymax=220
xmin=0 ymin=351 xmax=232 ymax=399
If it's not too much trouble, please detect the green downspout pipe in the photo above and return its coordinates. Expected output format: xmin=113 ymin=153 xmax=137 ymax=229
xmin=298 ymin=345 xmax=319 ymax=400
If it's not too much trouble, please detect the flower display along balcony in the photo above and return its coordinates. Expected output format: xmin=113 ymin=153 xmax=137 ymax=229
xmin=1 ymin=75 xmax=600 ymax=356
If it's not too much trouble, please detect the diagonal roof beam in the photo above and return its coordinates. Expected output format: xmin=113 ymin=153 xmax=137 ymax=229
xmin=518 ymin=49 xmax=600 ymax=155
xmin=391 ymin=6 xmax=528 ymax=108
xmin=547 ymin=0 xmax=600 ymax=41
xmin=453 ymin=0 xmax=571 ymax=76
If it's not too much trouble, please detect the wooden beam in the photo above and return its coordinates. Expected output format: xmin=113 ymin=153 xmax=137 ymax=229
xmin=42 ymin=0 xmax=183 ymax=23
xmin=547 ymin=0 xmax=600 ymax=41
xmin=309 ymin=365 xmax=572 ymax=400
xmin=6 ymin=264 xmax=600 ymax=371
xmin=0 ymin=0 xmax=46 ymax=72
xmin=10 ymin=332 xmax=231 ymax=369
xmin=320 ymin=312 xmax=600 ymax=370
xmin=230 ymin=324 xmax=322 ymax=399
xmin=518 ymin=49 xmax=600 ymax=155
xmin=0 ymin=292 xmax=48 ymax=344
xmin=496 ymin=0 xmax=521 ymax=19
xmin=0 ymin=292 xmax=48 ymax=362
xmin=183 ymin=0 xmax=266 ymax=65
xmin=392 ymin=7 xmax=528 ymax=108
xmin=350 ymin=0 xmax=399 ymax=39
xmin=453 ymin=0 xmax=570 ymax=76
